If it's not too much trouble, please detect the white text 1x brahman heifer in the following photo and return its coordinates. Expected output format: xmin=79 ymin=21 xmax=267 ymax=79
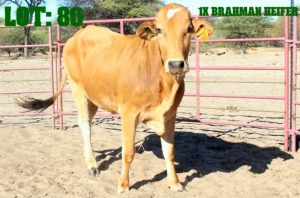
xmin=16 ymin=3 xmax=213 ymax=193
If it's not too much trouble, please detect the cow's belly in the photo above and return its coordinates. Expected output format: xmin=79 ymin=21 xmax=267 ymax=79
xmin=66 ymin=59 xmax=119 ymax=114
xmin=84 ymin=85 xmax=119 ymax=114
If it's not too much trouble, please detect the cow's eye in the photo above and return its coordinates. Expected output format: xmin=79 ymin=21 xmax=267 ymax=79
xmin=156 ymin=28 xmax=162 ymax=34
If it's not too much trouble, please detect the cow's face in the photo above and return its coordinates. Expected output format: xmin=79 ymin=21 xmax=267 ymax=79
xmin=137 ymin=3 xmax=213 ymax=80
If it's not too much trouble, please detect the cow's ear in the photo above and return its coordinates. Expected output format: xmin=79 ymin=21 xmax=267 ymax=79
xmin=136 ymin=21 xmax=157 ymax=40
xmin=191 ymin=19 xmax=213 ymax=39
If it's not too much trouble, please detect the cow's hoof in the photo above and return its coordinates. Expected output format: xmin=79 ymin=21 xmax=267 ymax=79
xmin=88 ymin=167 xmax=98 ymax=177
xmin=168 ymin=182 xmax=185 ymax=192
xmin=117 ymin=186 xmax=129 ymax=193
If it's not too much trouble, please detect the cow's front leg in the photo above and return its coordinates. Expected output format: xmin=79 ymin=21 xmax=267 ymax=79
xmin=161 ymin=117 xmax=184 ymax=192
xmin=117 ymin=113 xmax=138 ymax=193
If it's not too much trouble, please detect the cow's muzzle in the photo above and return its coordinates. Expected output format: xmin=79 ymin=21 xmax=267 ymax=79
xmin=167 ymin=60 xmax=188 ymax=82
xmin=168 ymin=60 xmax=185 ymax=74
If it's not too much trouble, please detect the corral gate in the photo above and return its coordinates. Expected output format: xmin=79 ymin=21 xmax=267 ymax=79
xmin=0 ymin=15 xmax=299 ymax=151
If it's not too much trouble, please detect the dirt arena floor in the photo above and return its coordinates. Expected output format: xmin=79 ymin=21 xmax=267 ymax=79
xmin=0 ymin=48 xmax=300 ymax=198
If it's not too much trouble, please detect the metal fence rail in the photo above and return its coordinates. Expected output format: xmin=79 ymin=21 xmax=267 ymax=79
xmin=0 ymin=25 xmax=56 ymax=128
xmin=197 ymin=16 xmax=290 ymax=151
xmin=0 ymin=15 xmax=299 ymax=151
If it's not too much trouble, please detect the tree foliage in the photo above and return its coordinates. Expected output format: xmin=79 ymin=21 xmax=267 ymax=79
xmin=0 ymin=17 xmax=4 ymax=24
xmin=267 ymin=16 xmax=300 ymax=47
xmin=58 ymin=0 xmax=163 ymax=37
xmin=214 ymin=16 xmax=272 ymax=55
xmin=98 ymin=0 xmax=163 ymax=18
xmin=59 ymin=0 xmax=163 ymax=19
xmin=0 ymin=0 xmax=5 ymax=6
xmin=1 ymin=0 xmax=46 ymax=57
xmin=0 ymin=19 xmax=48 ymax=57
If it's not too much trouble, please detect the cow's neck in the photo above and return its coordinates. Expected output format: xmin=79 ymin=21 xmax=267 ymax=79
xmin=149 ymin=40 xmax=185 ymax=114
xmin=141 ymin=72 xmax=184 ymax=135
xmin=160 ymin=73 xmax=181 ymax=106
xmin=155 ymin=70 xmax=184 ymax=116
xmin=138 ymin=40 xmax=185 ymax=132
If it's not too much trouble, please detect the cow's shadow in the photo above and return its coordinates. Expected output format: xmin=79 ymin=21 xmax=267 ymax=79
xmin=94 ymin=131 xmax=293 ymax=190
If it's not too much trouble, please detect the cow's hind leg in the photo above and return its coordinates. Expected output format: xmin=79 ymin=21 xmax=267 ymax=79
xmin=161 ymin=117 xmax=184 ymax=192
xmin=71 ymin=83 xmax=98 ymax=176
xmin=117 ymin=112 xmax=138 ymax=193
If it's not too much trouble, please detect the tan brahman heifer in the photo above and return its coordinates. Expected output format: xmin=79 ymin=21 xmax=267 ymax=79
xmin=16 ymin=3 xmax=213 ymax=193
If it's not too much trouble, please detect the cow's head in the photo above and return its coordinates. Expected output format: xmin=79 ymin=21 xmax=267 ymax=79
xmin=137 ymin=3 xmax=213 ymax=80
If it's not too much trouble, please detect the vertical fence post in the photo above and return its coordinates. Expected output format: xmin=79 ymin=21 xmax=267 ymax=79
xmin=56 ymin=25 xmax=64 ymax=130
xmin=288 ymin=0 xmax=295 ymax=151
xmin=284 ymin=16 xmax=291 ymax=151
xmin=292 ymin=15 xmax=298 ymax=152
xmin=290 ymin=0 xmax=294 ymax=125
xmin=48 ymin=26 xmax=55 ymax=129
xmin=195 ymin=16 xmax=200 ymax=120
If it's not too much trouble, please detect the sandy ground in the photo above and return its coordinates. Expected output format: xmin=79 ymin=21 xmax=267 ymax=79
xmin=0 ymin=48 xmax=300 ymax=197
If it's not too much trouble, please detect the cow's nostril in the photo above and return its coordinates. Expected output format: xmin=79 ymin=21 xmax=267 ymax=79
xmin=179 ymin=61 xmax=184 ymax=68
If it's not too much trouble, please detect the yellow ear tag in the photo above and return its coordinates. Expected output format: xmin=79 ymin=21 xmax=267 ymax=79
xmin=196 ymin=27 xmax=209 ymax=42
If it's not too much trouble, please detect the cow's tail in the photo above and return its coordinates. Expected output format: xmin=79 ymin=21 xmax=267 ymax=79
xmin=16 ymin=71 xmax=68 ymax=112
